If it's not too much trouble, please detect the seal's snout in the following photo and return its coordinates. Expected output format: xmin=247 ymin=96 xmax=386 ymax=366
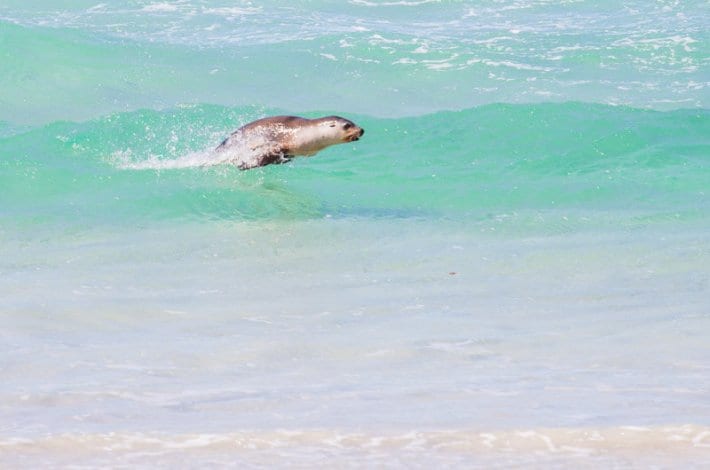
xmin=349 ymin=127 xmax=364 ymax=142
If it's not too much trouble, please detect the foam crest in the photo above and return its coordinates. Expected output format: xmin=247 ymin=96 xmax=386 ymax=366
xmin=1 ymin=425 xmax=708 ymax=467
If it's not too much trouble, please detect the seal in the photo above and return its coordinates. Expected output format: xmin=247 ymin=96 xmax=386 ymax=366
xmin=215 ymin=115 xmax=364 ymax=170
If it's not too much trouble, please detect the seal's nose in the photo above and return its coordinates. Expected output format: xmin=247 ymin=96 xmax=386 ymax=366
xmin=359 ymin=128 xmax=364 ymax=137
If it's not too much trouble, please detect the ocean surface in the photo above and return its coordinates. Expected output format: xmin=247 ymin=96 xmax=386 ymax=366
xmin=1 ymin=1 xmax=709 ymax=467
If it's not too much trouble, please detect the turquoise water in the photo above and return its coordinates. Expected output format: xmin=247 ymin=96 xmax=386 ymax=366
xmin=1 ymin=1 xmax=709 ymax=467
xmin=3 ymin=104 xmax=708 ymax=226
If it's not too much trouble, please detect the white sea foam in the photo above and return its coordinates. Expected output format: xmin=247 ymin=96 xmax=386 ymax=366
xmin=483 ymin=59 xmax=558 ymax=72
xmin=110 ymin=149 xmax=226 ymax=170
xmin=141 ymin=3 xmax=180 ymax=13
xmin=201 ymin=6 xmax=261 ymax=16
xmin=1 ymin=426 xmax=708 ymax=467
xmin=350 ymin=0 xmax=442 ymax=6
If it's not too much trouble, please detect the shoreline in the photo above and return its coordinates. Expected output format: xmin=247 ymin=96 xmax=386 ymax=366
xmin=2 ymin=425 xmax=708 ymax=467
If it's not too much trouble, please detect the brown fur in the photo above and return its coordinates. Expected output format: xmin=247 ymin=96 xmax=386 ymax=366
xmin=215 ymin=115 xmax=364 ymax=170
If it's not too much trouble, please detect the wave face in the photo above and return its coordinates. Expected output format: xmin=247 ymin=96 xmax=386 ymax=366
xmin=1 ymin=104 xmax=708 ymax=230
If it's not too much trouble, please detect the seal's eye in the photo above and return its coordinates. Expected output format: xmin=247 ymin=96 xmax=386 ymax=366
xmin=343 ymin=123 xmax=352 ymax=130
xmin=329 ymin=123 xmax=336 ymax=127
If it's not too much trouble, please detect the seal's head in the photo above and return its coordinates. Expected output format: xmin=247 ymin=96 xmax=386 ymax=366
xmin=317 ymin=116 xmax=365 ymax=143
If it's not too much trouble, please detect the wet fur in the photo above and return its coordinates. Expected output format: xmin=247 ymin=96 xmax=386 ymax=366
xmin=215 ymin=115 xmax=364 ymax=170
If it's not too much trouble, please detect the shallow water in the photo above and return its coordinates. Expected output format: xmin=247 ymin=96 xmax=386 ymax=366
xmin=1 ymin=0 xmax=709 ymax=467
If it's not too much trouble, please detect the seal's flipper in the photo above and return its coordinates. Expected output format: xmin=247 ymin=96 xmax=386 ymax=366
xmin=238 ymin=152 xmax=292 ymax=170
xmin=274 ymin=155 xmax=294 ymax=165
